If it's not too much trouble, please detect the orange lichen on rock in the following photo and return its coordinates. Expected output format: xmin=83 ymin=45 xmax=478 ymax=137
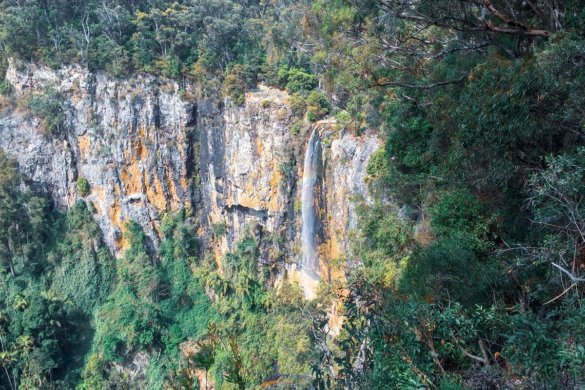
xmin=120 ymin=158 xmax=143 ymax=194
xmin=164 ymin=169 xmax=180 ymax=208
xmin=109 ymin=202 xmax=121 ymax=230
xmin=78 ymin=135 xmax=91 ymax=161
xmin=145 ymin=172 xmax=168 ymax=211
xmin=256 ymin=136 xmax=264 ymax=156
xmin=90 ymin=186 xmax=108 ymax=214
xmin=236 ymin=159 xmax=283 ymax=213
xmin=135 ymin=141 xmax=144 ymax=160
xmin=109 ymin=202 xmax=129 ymax=252
xmin=180 ymin=174 xmax=189 ymax=192
xmin=236 ymin=180 xmax=261 ymax=210
xmin=267 ymin=163 xmax=283 ymax=209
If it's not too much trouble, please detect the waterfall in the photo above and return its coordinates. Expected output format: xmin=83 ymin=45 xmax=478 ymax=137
xmin=301 ymin=129 xmax=320 ymax=286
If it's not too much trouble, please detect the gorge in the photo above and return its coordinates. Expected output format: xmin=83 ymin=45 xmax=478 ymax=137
xmin=0 ymin=1 xmax=582 ymax=388
xmin=0 ymin=59 xmax=379 ymax=301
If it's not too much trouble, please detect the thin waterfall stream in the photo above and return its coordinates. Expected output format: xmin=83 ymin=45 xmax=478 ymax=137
xmin=300 ymin=128 xmax=320 ymax=296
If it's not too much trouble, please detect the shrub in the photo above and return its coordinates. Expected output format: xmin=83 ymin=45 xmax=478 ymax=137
xmin=283 ymin=67 xmax=317 ymax=93
xmin=306 ymin=91 xmax=330 ymax=122
xmin=276 ymin=65 xmax=291 ymax=88
xmin=23 ymin=88 xmax=66 ymax=135
xmin=366 ymin=147 xmax=391 ymax=178
xmin=77 ymin=177 xmax=91 ymax=196
xmin=291 ymin=121 xmax=302 ymax=136
xmin=335 ymin=110 xmax=354 ymax=131
xmin=289 ymin=93 xmax=306 ymax=117
xmin=429 ymin=189 xmax=489 ymax=251
xmin=158 ymin=55 xmax=181 ymax=79
xmin=212 ymin=223 xmax=228 ymax=237
xmin=222 ymin=64 xmax=257 ymax=105
xmin=398 ymin=234 xmax=496 ymax=305
xmin=0 ymin=80 xmax=13 ymax=96
xmin=278 ymin=157 xmax=295 ymax=182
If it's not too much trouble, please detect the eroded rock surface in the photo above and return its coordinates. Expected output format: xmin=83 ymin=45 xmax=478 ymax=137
xmin=198 ymin=86 xmax=297 ymax=265
xmin=2 ymin=61 xmax=194 ymax=251
xmin=0 ymin=61 xmax=381 ymax=288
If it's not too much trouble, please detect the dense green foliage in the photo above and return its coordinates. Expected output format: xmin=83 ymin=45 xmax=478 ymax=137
xmin=18 ymin=88 xmax=66 ymax=136
xmin=302 ymin=1 xmax=585 ymax=388
xmin=78 ymin=216 xmax=327 ymax=389
xmin=80 ymin=214 xmax=215 ymax=389
xmin=1 ymin=0 xmax=585 ymax=389
xmin=76 ymin=177 xmax=90 ymax=197
xmin=0 ymin=151 xmax=115 ymax=388
xmin=0 ymin=0 xmax=264 ymax=79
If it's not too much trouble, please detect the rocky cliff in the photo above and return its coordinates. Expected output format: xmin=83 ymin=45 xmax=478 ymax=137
xmin=2 ymin=60 xmax=195 ymax=253
xmin=0 ymin=60 xmax=380 ymax=294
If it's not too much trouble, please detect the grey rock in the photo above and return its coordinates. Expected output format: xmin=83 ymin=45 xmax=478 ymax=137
xmin=0 ymin=61 xmax=382 ymax=278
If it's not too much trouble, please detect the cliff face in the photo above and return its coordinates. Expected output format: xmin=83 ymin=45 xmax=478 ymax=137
xmin=198 ymin=86 xmax=297 ymax=267
xmin=0 ymin=61 xmax=380 ymax=289
xmin=322 ymin=125 xmax=381 ymax=278
xmin=2 ymin=61 xmax=195 ymax=252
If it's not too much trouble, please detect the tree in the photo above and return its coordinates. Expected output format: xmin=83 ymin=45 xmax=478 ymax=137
xmin=516 ymin=148 xmax=585 ymax=303
xmin=223 ymin=339 xmax=246 ymax=390
xmin=0 ymin=150 xmax=24 ymax=277
xmin=191 ymin=337 xmax=216 ymax=390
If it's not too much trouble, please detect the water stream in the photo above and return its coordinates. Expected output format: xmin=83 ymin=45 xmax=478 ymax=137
xmin=300 ymin=128 xmax=320 ymax=289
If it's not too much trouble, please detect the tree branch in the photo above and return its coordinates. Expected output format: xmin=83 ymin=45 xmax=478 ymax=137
xmin=544 ymin=282 xmax=577 ymax=305
xmin=551 ymin=262 xmax=585 ymax=283
xmin=370 ymin=74 xmax=468 ymax=89
xmin=484 ymin=21 xmax=551 ymax=37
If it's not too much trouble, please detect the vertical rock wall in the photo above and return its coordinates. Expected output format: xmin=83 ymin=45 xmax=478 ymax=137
xmin=322 ymin=126 xmax=382 ymax=280
xmin=198 ymin=86 xmax=297 ymax=268
xmin=1 ymin=61 xmax=195 ymax=252
xmin=0 ymin=61 xmax=381 ymax=289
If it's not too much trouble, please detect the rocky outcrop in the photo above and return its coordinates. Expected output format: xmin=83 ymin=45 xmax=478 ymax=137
xmin=198 ymin=86 xmax=297 ymax=267
xmin=0 ymin=60 xmax=381 ymax=289
xmin=2 ymin=60 xmax=194 ymax=252
xmin=322 ymin=125 xmax=381 ymax=280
